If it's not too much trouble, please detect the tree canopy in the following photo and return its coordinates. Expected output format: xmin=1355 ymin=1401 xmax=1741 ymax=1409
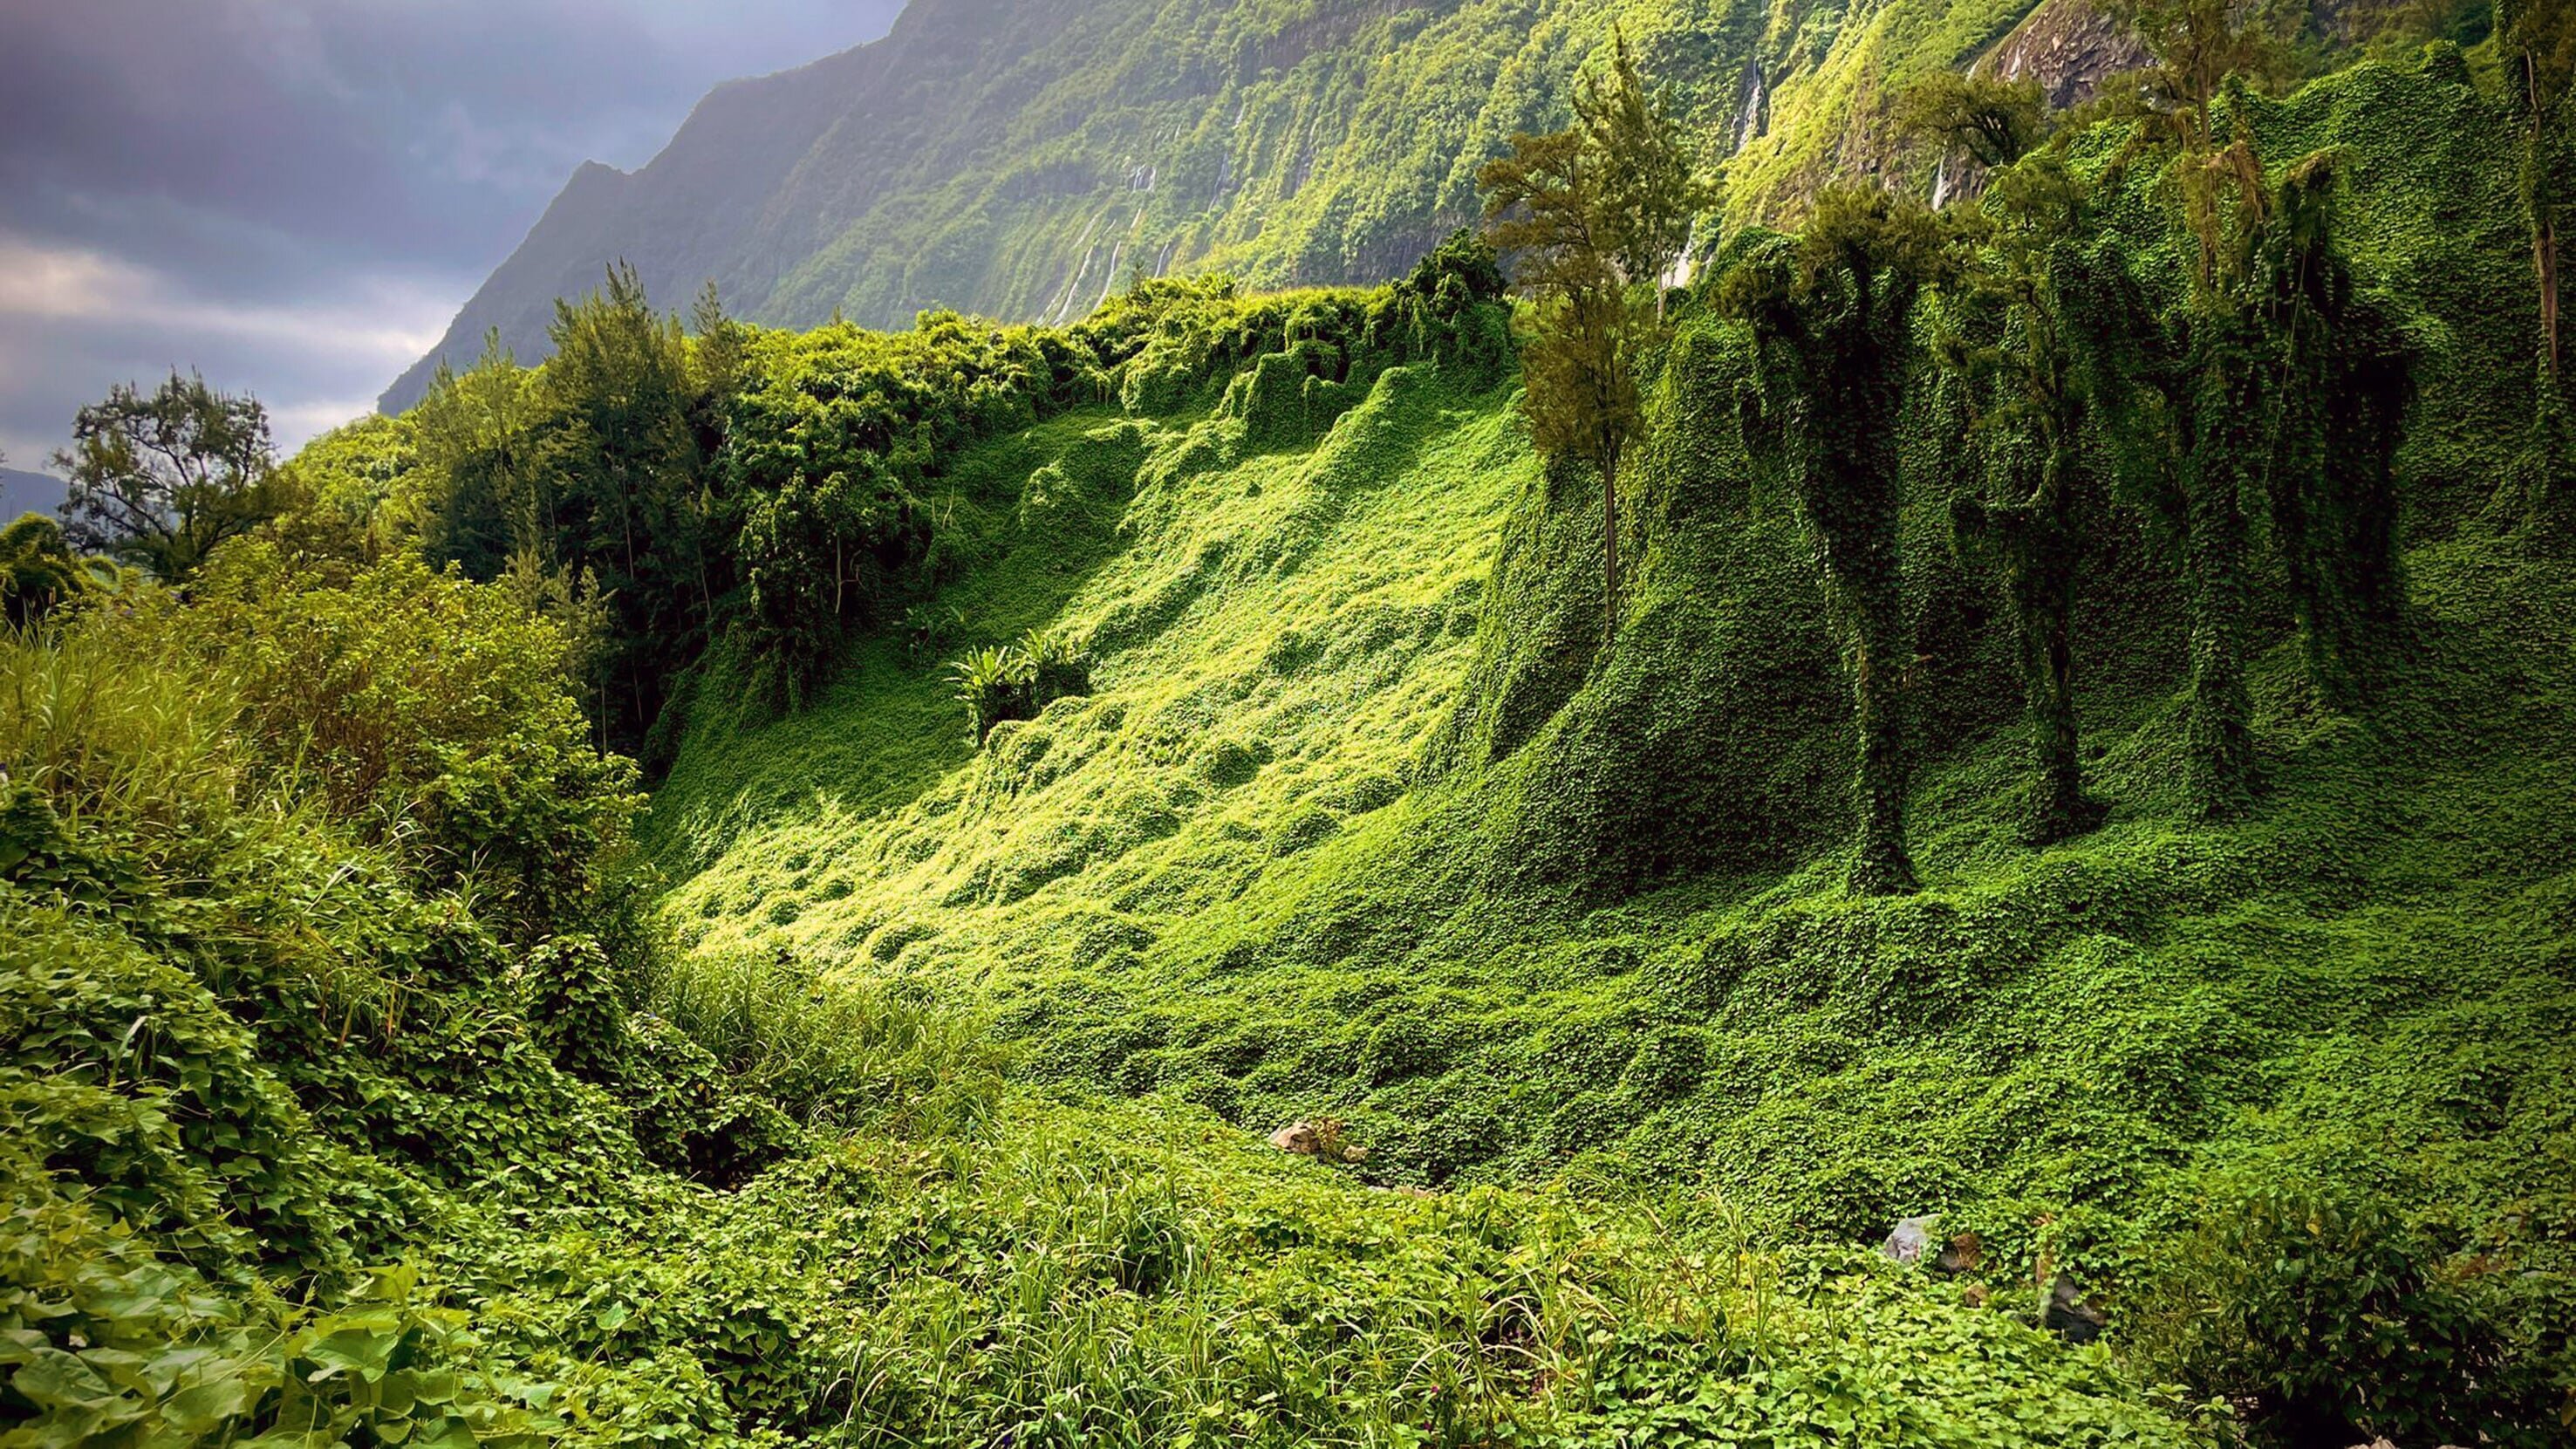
xmin=1479 ymin=31 xmax=1704 ymax=642
xmin=50 ymin=371 xmax=281 ymax=584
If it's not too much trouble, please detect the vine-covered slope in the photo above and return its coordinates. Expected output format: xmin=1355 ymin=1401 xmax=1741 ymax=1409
xmin=19 ymin=7 xmax=2570 ymax=1445
xmin=646 ymin=42 xmax=2575 ymax=1429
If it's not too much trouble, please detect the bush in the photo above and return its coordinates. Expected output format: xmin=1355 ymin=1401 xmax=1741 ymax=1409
xmin=951 ymin=630 xmax=1089 ymax=745
xmin=145 ymin=543 xmax=644 ymax=943
xmin=2125 ymin=1179 xmax=2559 ymax=1446
xmin=950 ymin=642 xmax=1034 ymax=744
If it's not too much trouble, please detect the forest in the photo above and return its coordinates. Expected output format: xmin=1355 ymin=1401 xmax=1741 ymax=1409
xmin=5 ymin=0 xmax=2575 ymax=1444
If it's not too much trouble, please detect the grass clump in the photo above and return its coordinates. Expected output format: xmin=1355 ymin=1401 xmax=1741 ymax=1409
xmin=948 ymin=627 xmax=1092 ymax=746
xmin=645 ymin=948 xmax=1011 ymax=1136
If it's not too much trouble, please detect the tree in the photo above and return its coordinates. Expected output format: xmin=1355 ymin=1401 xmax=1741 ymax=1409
xmin=539 ymin=262 xmax=705 ymax=749
xmin=2060 ymin=0 xmax=2355 ymax=817
xmin=2501 ymin=0 xmax=2575 ymax=384
xmin=1480 ymin=31 xmax=1704 ymax=645
xmin=1939 ymin=154 xmax=2111 ymax=844
xmin=414 ymin=333 xmax=550 ymax=579
xmin=50 ymin=372 xmax=280 ymax=582
xmin=2092 ymin=0 xmax=2301 ymax=291
xmin=1722 ymin=188 xmax=1948 ymax=895
xmin=1576 ymin=32 xmax=1704 ymax=321
xmin=2062 ymin=227 xmax=2269 ymax=821
xmin=2255 ymin=154 xmax=2417 ymax=707
xmin=1898 ymin=71 xmax=2052 ymax=202
xmin=0 ymin=514 xmax=99 ymax=628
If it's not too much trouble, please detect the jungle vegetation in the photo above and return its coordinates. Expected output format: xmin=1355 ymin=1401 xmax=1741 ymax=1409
xmin=8 ymin=0 xmax=2576 ymax=1445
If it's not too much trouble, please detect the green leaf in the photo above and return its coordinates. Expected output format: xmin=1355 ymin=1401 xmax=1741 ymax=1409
xmin=302 ymin=1326 xmax=398 ymax=1384
xmin=161 ymin=1377 xmax=256 ymax=1436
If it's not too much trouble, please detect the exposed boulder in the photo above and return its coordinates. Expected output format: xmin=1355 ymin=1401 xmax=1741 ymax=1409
xmin=2045 ymin=1273 xmax=2108 ymax=1343
xmin=1270 ymin=1117 xmax=1368 ymax=1164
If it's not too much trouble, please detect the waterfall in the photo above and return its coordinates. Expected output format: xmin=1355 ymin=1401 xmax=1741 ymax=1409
xmin=1732 ymin=63 xmax=1768 ymax=154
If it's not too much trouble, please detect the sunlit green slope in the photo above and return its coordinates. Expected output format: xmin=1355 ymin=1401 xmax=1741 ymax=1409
xmin=651 ymin=50 xmax=2575 ymax=1335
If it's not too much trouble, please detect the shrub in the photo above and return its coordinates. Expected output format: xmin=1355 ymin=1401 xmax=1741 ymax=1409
xmin=1020 ymin=625 xmax=1090 ymax=705
xmin=952 ymin=630 xmax=1090 ymax=746
xmin=0 ymin=515 xmax=101 ymax=628
xmin=2124 ymin=1179 xmax=2559 ymax=1446
xmin=162 ymin=543 xmax=644 ymax=943
xmin=950 ymin=642 xmax=1035 ymax=744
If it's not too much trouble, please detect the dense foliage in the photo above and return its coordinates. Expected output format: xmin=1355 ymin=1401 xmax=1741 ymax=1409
xmin=14 ymin=5 xmax=2576 ymax=1446
xmin=642 ymin=30 xmax=2569 ymax=1449
xmin=0 ymin=501 xmax=2201 ymax=1447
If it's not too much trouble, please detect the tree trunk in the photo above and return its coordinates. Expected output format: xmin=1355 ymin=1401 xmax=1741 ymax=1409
xmin=2532 ymin=49 xmax=2561 ymax=385
xmin=1602 ymin=458 xmax=1620 ymax=645
xmin=2542 ymin=210 xmax=2561 ymax=384
xmin=2182 ymin=454 xmax=2256 ymax=821
xmin=2017 ymin=555 xmax=2100 ymax=845
xmin=1847 ymin=555 xmax=1919 ymax=895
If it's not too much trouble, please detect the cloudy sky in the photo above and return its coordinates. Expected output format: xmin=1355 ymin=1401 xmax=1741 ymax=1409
xmin=0 ymin=0 xmax=906 ymax=475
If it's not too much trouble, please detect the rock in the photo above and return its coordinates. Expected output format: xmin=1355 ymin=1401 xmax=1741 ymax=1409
xmin=1268 ymin=1118 xmax=1365 ymax=1164
xmin=2045 ymin=1273 xmax=2108 ymax=1343
xmin=1936 ymin=1230 xmax=1984 ymax=1275
xmin=1884 ymin=1217 xmax=1991 ymax=1277
xmin=1882 ymin=1215 xmax=1937 ymax=1265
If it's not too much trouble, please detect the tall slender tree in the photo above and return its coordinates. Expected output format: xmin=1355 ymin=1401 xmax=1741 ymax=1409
xmin=1722 ymin=188 xmax=1948 ymax=894
xmin=1939 ymin=154 xmax=2110 ymax=844
xmin=1480 ymin=31 xmax=1703 ymax=644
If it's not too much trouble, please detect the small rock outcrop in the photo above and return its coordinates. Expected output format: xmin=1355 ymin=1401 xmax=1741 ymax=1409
xmin=1978 ymin=0 xmax=2149 ymax=109
xmin=1882 ymin=1217 xmax=1985 ymax=1275
xmin=1269 ymin=1118 xmax=1368 ymax=1164
xmin=2045 ymin=1273 xmax=2108 ymax=1343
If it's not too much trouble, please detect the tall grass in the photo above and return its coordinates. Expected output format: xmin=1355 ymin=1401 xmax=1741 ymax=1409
xmin=0 ymin=619 xmax=414 ymax=1018
xmin=645 ymin=947 xmax=1014 ymax=1138
xmin=778 ymin=1095 xmax=2195 ymax=1449
xmin=0 ymin=620 xmax=252 ymax=841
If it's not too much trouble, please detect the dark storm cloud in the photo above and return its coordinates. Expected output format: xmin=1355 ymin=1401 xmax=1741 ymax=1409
xmin=0 ymin=0 xmax=905 ymax=466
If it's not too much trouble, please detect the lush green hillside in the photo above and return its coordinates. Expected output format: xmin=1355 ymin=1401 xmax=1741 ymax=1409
xmin=396 ymin=0 xmax=2205 ymax=407
xmin=641 ymin=43 xmax=2576 ymax=1438
xmin=0 ymin=430 xmax=2199 ymax=1447
xmin=14 ymin=3 xmax=2576 ymax=1444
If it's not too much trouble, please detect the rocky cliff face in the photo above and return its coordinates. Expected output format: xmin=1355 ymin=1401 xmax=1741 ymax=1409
xmin=1982 ymin=0 xmax=2148 ymax=107
xmin=388 ymin=0 xmax=2172 ymax=414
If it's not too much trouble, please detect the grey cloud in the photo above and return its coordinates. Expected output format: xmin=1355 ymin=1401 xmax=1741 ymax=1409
xmin=0 ymin=0 xmax=904 ymax=458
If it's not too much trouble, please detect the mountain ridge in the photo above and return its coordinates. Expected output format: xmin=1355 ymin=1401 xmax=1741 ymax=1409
xmin=386 ymin=0 xmax=2169 ymax=413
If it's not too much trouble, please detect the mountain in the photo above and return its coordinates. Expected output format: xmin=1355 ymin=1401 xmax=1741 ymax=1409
xmin=386 ymin=0 xmax=2150 ymax=412
xmin=0 ymin=468 xmax=66 ymax=523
